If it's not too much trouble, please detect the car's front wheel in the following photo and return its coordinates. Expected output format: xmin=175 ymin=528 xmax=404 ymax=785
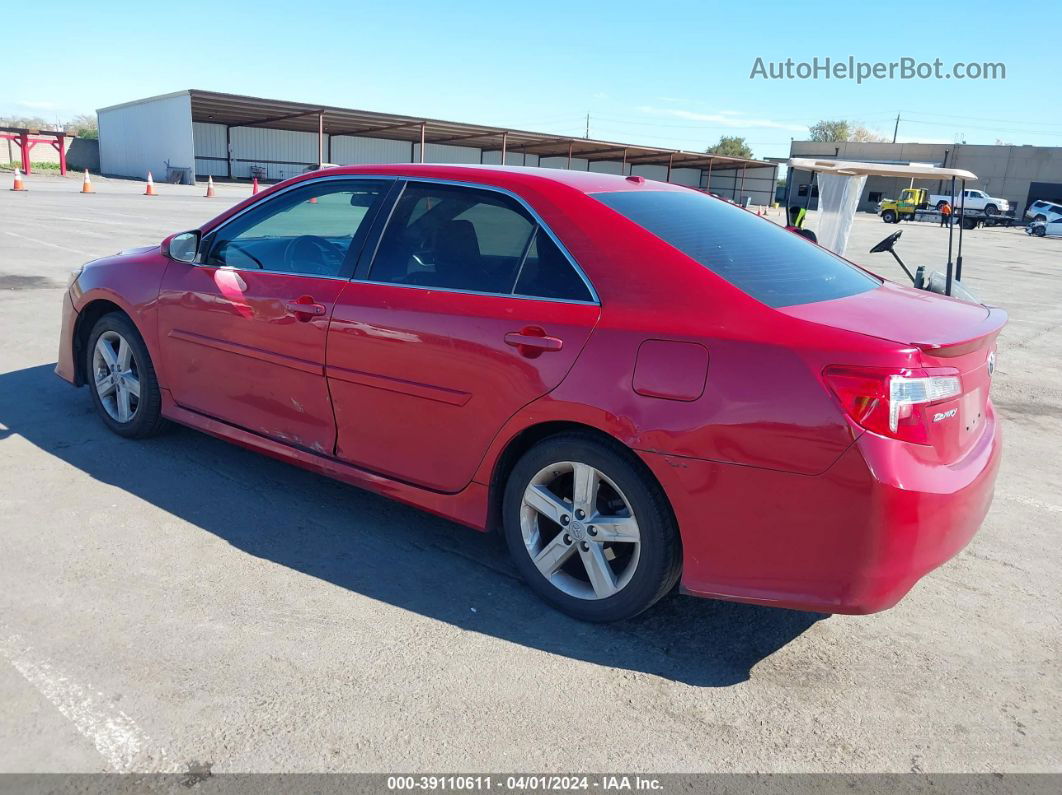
xmin=86 ymin=313 xmax=166 ymax=438
xmin=502 ymin=434 xmax=681 ymax=622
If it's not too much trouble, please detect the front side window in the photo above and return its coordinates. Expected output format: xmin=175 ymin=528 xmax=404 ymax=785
xmin=204 ymin=179 xmax=390 ymax=277
xmin=368 ymin=182 xmax=593 ymax=301
xmin=592 ymin=189 xmax=879 ymax=308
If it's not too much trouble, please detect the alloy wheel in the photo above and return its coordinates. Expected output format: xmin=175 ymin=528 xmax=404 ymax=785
xmin=520 ymin=461 xmax=641 ymax=600
xmin=92 ymin=330 xmax=141 ymax=423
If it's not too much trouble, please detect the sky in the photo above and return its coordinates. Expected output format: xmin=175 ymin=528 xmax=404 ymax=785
xmin=4 ymin=0 xmax=1060 ymax=161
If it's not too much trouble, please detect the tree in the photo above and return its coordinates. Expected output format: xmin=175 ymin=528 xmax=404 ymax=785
xmin=809 ymin=119 xmax=889 ymax=143
xmin=706 ymin=135 xmax=754 ymax=159
xmin=0 ymin=115 xmax=50 ymax=130
xmin=808 ymin=120 xmax=850 ymax=142
xmin=66 ymin=113 xmax=98 ymax=139
xmin=849 ymin=125 xmax=888 ymax=143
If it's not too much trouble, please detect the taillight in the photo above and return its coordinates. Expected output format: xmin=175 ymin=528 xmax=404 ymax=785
xmin=823 ymin=366 xmax=961 ymax=444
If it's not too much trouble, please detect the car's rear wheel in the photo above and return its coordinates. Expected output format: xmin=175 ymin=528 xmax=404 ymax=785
xmin=502 ymin=434 xmax=681 ymax=622
xmin=1034 ymin=225 xmax=1047 ymax=237
xmin=86 ymin=313 xmax=166 ymax=438
xmin=1034 ymin=214 xmax=1046 ymax=223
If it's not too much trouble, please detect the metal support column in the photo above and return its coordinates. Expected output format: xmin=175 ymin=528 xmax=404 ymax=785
xmin=945 ymin=176 xmax=957 ymax=296
xmin=18 ymin=132 xmax=29 ymax=173
xmin=52 ymin=133 xmax=66 ymax=175
xmin=956 ymin=179 xmax=966 ymax=284
xmin=318 ymin=112 xmax=324 ymax=166
xmin=501 ymin=131 xmax=508 ymax=165
xmin=666 ymin=152 xmax=673 ymax=182
xmin=419 ymin=122 xmax=426 ymax=163
xmin=566 ymin=140 xmax=573 ymax=170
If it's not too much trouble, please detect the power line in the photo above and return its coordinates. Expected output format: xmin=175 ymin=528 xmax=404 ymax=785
xmin=899 ymin=110 xmax=1062 ymax=129
xmin=900 ymin=119 xmax=1062 ymax=138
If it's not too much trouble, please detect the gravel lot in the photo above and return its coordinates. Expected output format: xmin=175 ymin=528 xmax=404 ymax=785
xmin=1 ymin=173 xmax=1059 ymax=774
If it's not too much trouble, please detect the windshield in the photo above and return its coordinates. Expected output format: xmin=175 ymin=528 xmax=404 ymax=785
xmin=592 ymin=189 xmax=879 ymax=308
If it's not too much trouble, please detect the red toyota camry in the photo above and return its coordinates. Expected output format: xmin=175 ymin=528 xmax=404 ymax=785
xmin=56 ymin=165 xmax=1005 ymax=622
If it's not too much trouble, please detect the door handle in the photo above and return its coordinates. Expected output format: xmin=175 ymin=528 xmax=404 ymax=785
xmin=285 ymin=297 xmax=326 ymax=320
xmin=504 ymin=328 xmax=564 ymax=357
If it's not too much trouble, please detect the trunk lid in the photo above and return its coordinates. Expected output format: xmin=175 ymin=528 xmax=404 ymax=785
xmin=783 ymin=282 xmax=1006 ymax=460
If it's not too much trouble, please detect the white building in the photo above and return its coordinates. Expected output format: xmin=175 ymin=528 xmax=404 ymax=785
xmin=97 ymin=90 xmax=777 ymax=205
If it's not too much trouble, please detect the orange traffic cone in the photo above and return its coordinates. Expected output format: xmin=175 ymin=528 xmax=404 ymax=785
xmin=10 ymin=168 xmax=26 ymax=191
xmin=144 ymin=171 xmax=157 ymax=196
xmin=81 ymin=169 xmax=95 ymax=194
xmin=205 ymin=175 xmax=216 ymax=198
xmin=251 ymin=176 xmax=259 ymax=195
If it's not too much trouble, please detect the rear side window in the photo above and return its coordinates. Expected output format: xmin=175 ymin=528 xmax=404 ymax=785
xmin=592 ymin=189 xmax=879 ymax=308
xmin=515 ymin=231 xmax=593 ymax=301
xmin=370 ymin=183 xmax=534 ymax=293
xmin=369 ymin=182 xmax=594 ymax=301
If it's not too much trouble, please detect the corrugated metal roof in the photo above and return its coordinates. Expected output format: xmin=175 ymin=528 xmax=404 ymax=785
xmin=178 ymin=89 xmax=769 ymax=172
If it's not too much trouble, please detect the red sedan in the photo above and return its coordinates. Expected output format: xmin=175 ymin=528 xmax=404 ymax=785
xmin=56 ymin=165 xmax=1005 ymax=622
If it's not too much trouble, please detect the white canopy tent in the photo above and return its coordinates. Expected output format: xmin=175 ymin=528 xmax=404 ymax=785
xmin=786 ymin=158 xmax=980 ymax=298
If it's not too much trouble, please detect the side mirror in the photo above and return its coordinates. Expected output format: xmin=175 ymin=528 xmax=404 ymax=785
xmin=162 ymin=230 xmax=201 ymax=263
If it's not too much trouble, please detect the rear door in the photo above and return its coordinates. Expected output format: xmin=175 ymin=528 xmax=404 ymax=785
xmin=157 ymin=177 xmax=392 ymax=453
xmin=326 ymin=180 xmax=600 ymax=492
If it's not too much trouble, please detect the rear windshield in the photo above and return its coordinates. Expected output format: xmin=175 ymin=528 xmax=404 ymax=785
xmin=592 ymin=189 xmax=879 ymax=308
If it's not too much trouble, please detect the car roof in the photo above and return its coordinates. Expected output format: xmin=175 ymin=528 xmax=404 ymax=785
xmin=309 ymin=163 xmax=692 ymax=196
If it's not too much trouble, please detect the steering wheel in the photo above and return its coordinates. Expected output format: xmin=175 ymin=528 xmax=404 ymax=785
xmin=870 ymin=230 xmax=902 ymax=253
xmin=283 ymin=235 xmax=345 ymax=273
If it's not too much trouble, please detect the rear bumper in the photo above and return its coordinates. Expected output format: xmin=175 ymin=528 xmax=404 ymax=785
xmin=640 ymin=408 xmax=1002 ymax=614
xmin=55 ymin=289 xmax=79 ymax=385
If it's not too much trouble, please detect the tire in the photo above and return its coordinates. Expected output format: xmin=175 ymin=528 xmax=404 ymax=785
xmin=1034 ymin=214 xmax=1046 ymax=223
xmin=881 ymin=210 xmax=897 ymax=224
xmin=1034 ymin=225 xmax=1046 ymax=237
xmin=85 ymin=312 xmax=166 ymax=438
xmin=502 ymin=433 xmax=682 ymax=622
xmin=984 ymin=204 xmax=997 ymax=216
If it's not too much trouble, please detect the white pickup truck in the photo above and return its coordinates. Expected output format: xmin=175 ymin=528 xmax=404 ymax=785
xmin=928 ymin=188 xmax=1010 ymax=215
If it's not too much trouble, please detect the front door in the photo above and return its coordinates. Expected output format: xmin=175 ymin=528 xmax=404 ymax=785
xmin=327 ymin=180 xmax=600 ymax=492
xmin=157 ymin=177 xmax=391 ymax=453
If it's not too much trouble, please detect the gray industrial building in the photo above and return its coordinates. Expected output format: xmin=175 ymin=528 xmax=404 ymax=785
xmin=97 ymin=90 xmax=778 ymax=205
xmin=785 ymin=140 xmax=1062 ymax=218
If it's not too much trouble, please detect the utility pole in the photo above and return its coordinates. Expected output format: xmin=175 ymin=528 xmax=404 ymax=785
xmin=892 ymin=112 xmax=901 ymax=144
xmin=585 ymin=113 xmax=590 ymax=139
